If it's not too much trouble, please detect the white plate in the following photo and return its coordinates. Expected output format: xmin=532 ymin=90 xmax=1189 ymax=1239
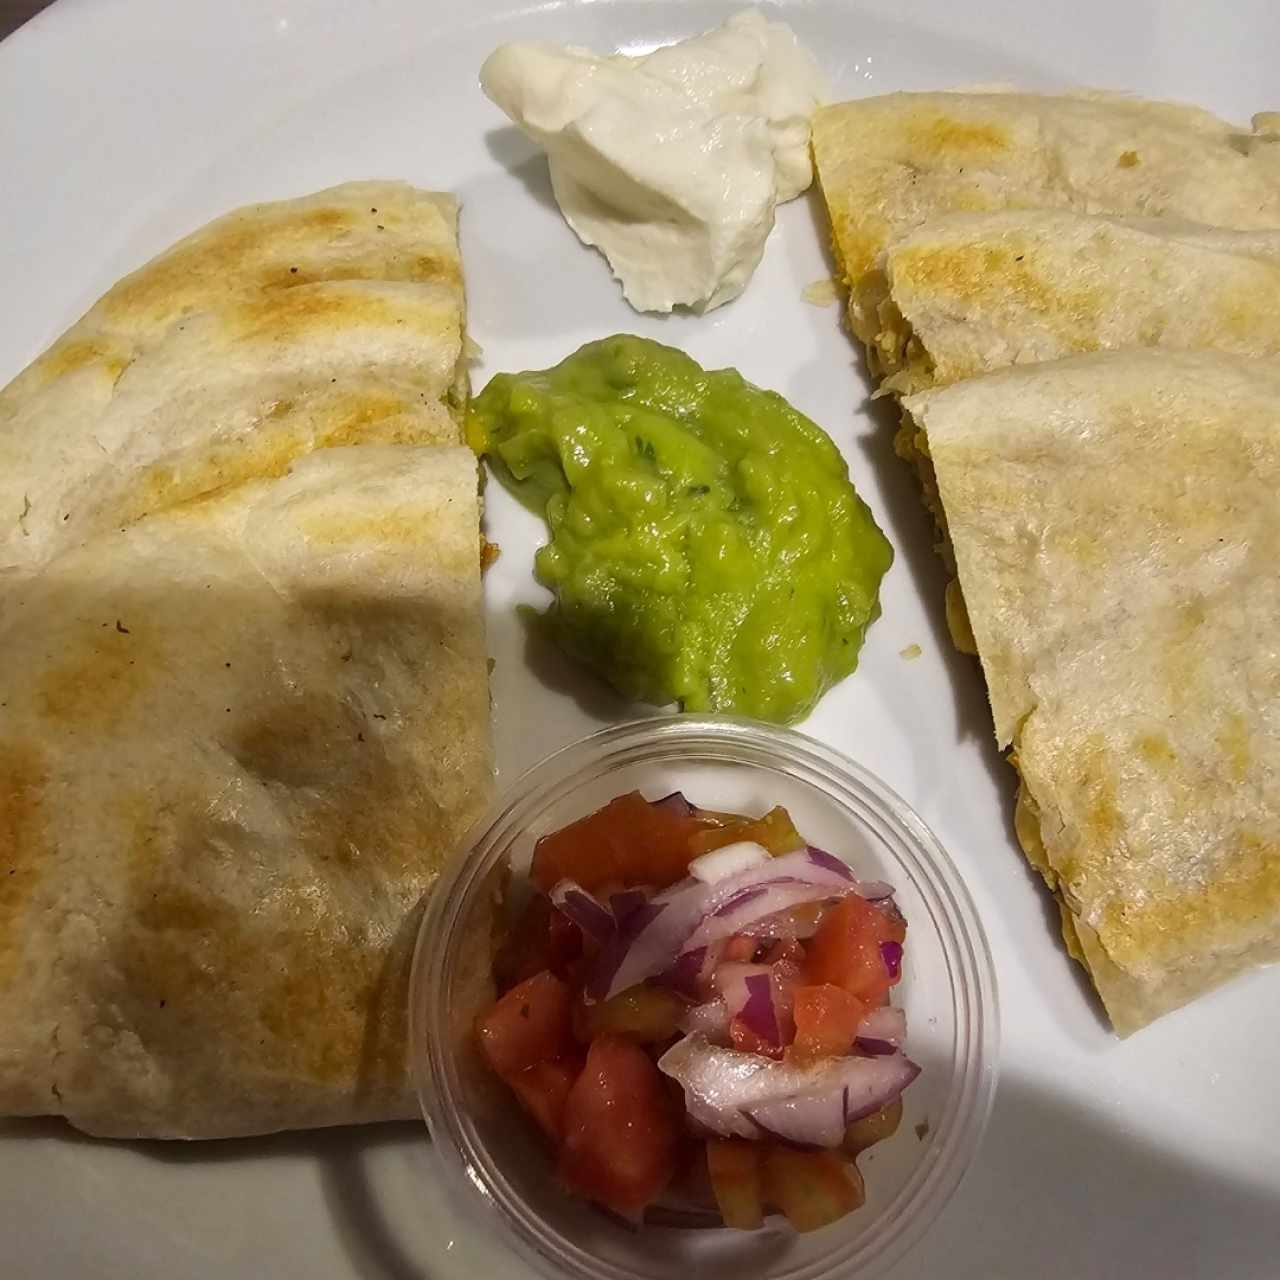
xmin=2 ymin=1 xmax=1279 ymax=1275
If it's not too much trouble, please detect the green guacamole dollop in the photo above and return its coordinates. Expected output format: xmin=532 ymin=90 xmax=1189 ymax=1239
xmin=469 ymin=335 xmax=892 ymax=724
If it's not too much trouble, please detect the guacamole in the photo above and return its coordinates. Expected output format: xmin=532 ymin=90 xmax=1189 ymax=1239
xmin=469 ymin=335 xmax=892 ymax=723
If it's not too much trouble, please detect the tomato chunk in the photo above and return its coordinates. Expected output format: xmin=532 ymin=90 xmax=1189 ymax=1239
xmin=531 ymin=791 xmax=704 ymax=892
xmin=762 ymin=1147 xmax=865 ymax=1232
xmin=508 ymin=1058 xmax=581 ymax=1142
xmin=493 ymin=894 xmax=583 ymax=991
xmin=574 ymin=984 xmax=685 ymax=1045
xmin=804 ymin=895 xmax=906 ymax=1005
xmin=728 ymin=1016 xmax=783 ymax=1060
xmin=559 ymin=1034 xmax=679 ymax=1218
xmin=706 ymin=1139 xmax=764 ymax=1231
xmin=686 ymin=805 xmax=804 ymax=857
xmin=790 ymin=984 xmax=867 ymax=1061
xmin=475 ymin=971 xmax=573 ymax=1079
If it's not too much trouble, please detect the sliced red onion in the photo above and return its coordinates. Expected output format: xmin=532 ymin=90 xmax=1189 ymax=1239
xmin=688 ymin=841 xmax=771 ymax=886
xmin=684 ymin=881 xmax=844 ymax=952
xmin=590 ymin=848 xmax=897 ymax=1003
xmin=747 ymin=1088 xmax=848 ymax=1149
xmin=856 ymin=1039 xmax=896 ymax=1057
xmin=714 ymin=963 xmax=784 ymax=1049
xmin=844 ymin=1055 xmax=920 ymax=1122
xmin=654 ymin=943 xmax=720 ymax=1000
xmin=683 ymin=1092 xmax=760 ymax=1140
xmin=679 ymin=997 xmax=732 ymax=1045
xmin=712 ymin=884 xmax=770 ymax=918
xmin=805 ymin=846 xmax=855 ymax=881
xmin=549 ymin=880 xmax=616 ymax=944
xmin=740 ymin=972 xmax=782 ymax=1047
xmin=714 ymin=962 xmax=772 ymax=1020
xmin=609 ymin=887 xmax=651 ymax=928
xmin=591 ymin=879 xmax=709 ymax=1001
xmin=880 ymin=940 xmax=904 ymax=979
xmin=658 ymin=1035 xmax=920 ymax=1147
xmin=806 ymin=847 xmax=894 ymax=900
xmin=856 ymin=1005 xmax=906 ymax=1054
xmin=735 ymin=901 xmax=830 ymax=941
xmin=651 ymin=791 xmax=695 ymax=818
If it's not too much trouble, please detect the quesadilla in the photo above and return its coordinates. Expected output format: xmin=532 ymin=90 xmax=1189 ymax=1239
xmin=0 ymin=445 xmax=491 ymax=1137
xmin=0 ymin=183 xmax=493 ymax=1136
xmin=904 ymin=350 xmax=1280 ymax=1033
xmin=880 ymin=212 xmax=1280 ymax=393
xmin=0 ymin=181 xmax=467 ymax=574
xmin=877 ymin=212 xmax=1280 ymax=653
xmin=811 ymin=90 xmax=1280 ymax=368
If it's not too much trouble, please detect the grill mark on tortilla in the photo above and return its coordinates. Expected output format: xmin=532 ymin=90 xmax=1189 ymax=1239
xmin=35 ymin=628 xmax=158 ymax=728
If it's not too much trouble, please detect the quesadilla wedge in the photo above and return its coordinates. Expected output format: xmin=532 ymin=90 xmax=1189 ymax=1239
xmin=880 ymin=212 xmax=1280 ymax=394
xmin=0 ymin=444 xmax=491 ymax=1138
xmin=878 ymin=212 xmax=1280 ymax=652
xmin=0 ymin=181 xmax=467 ymax=574
xmin=904 ymin=350 xmax=1280 ymax=1033
xmin=811 ymin=90 xmax=1280 ymax=368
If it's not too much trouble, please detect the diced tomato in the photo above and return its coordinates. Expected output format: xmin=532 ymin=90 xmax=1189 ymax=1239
xmin=790 ymin=984 xmax=867 ymax=1061
xmin=843 ymin=1096 xmax=904 ymax=1156
xmin=762 ymin=1147 xmax=865 ymax=1232
xmin=686 ymin=805 xmax=804 ymax=857
xmin=706 ymin=1139 xmax=764 ymax=1230
xmin=574 ymin=984 xmax=685 ymax=1045
xmin=475 ymin=971 xmax=574 ymax=1079
xmin=531 ymin=791 xmax=706 ymax=892
xmin=493 ymin=894 xmax=583 ymax=991
xmin=804 ymin=895 xmax=906 ymax=1005
xmin=559 ymin=1034 xmax=679 ymax=1218
xmin=507 ymin=1058 xmax=581 ymax=1142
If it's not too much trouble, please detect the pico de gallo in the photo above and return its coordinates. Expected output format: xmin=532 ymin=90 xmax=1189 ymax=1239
xmin=474 ymin=790 xmax=918 ymax=1232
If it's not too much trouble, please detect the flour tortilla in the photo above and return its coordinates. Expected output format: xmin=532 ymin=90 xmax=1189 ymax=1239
xmin=0 ymin=181 xmax=467 ymax=574
xmin=811 ymin=90 xmax=1280 ymax=362
xmin=880 ymin=212 xmax=1280 ymax=392
xmin=0 ymin=445 xmax=491 ymax=1137
xmin=905 ymin=351 xmax=1280 ymax=1033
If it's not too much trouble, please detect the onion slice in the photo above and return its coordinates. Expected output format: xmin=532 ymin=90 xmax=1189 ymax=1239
xmin=679 ymin=997 xmax=732 ymax=1045
xmin=658 ymin=1034 xmax=920 ymax=1148
xmin=688 ymin=841 xmax=771 ymax=885
xmin=683 ymin=882 xmax=839 ymax=952
xmin=591 ymin=879 xmax=707 ymax=1002
xmin=654 ymin=942 xmax=721 ymax=1000
xmin=855 ymin=1005 xmax=906 ymax=1056
xmin=609 ymin=887 xmax=652 ymax=928
xmin=652 ymin=791 xmax=695 ymax=818
xmin=549 ymin=880 xmax=616 ymax=944
xmin=589 ymin=846 xmax=900 ymax=1002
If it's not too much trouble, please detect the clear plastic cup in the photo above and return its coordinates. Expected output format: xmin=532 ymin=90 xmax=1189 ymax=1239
xmin=410 ymin=715 xmax=998 ymax=1279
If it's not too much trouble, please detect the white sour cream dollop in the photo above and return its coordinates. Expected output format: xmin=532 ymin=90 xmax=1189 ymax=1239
xmin=479 ymin=9 xmax=828 ymax=313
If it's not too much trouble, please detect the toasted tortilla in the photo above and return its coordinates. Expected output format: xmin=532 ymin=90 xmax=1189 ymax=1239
xmin=811 ymin=90 xmax=1280 ymax=363
xmin=905 ymin=351 xmax=1280 ymax=1033
xmin=0 ymin=445 xmax=491 ymax=1137
xmin=880 ymin=212 xmax=1280 ymax=392
xmin=0 ymin=181 xmax=467 ymax=574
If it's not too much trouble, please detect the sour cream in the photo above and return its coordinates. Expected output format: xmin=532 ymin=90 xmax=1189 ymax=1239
xmin=479 ymin=10 xmax=828 ymax=313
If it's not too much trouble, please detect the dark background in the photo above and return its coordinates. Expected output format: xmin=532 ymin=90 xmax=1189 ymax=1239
xmin=2 ymin=0 xmax=54 ymax=41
